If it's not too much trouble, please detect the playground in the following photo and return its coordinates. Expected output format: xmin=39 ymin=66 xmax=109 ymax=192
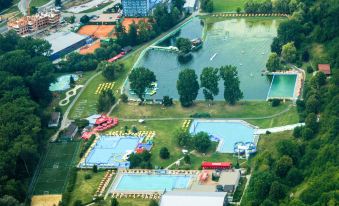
xmin=78 ymin=25 xmax=115 ymax=38
xmin=32 ymin=141 xmax=80 ymax=195
xmin=79 ymin=135 xmax=144 ymax=168
xmin=189 ymin=120 xmax=257 ymax=153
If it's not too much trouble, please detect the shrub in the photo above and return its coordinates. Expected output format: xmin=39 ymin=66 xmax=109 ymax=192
xmin=162 ymin=96 xmax=173 ymax=106
xmin=183 ymin=154 xmax=191 ymax=164
xmin=131 ymin=126 xmax=138 ymax=133
xmin=193 ymin=132 xmax=211 ymax=153
xmin=93 ymin=165 xmax=98 ymax=173
xmin=74 ymin=200 xmax=82 ymax=206
xmin=190 ymin=112 xmax=211 ymax=118
xmin=120 ymin=93 xmax=128 ymax=103
xmin=307 ymin=66 xmax=314 ymax=73
xmin=84 ymin=174 xmax=92 ymax=180
xmin=149 ymin=199 xmax=158 ymax=206
xmin=293 ymin=126 xmax=303 ymax=138
xmin=271 ymin=99 xmax=281 ymax=107
xmin=159 ymin=147 xmax=170 ymax=159
xmin=111 ymin=198 xmax=119 ymax=206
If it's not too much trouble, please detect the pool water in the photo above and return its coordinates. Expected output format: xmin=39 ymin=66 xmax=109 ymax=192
xmin=189 ymin=120 xmax=255 ymax=153
xmin=115 ymin=174 xmax=192 ymax=191
xmin=267 ymin=74 xmax=297 ymax=98
xmin=49 ymin=74 xmax=78 ymax=92
xmin=83 ymin=135 xmax=141 ymax=167
xmin=124 ymin=17 xmax=282 ymax=100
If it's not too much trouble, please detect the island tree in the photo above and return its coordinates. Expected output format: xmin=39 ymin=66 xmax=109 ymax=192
xmin=220 ymin=65 xmax=243 ymax=105
xmin=200 ymin=67 xmax=220 ymax=103
xmin=176 ymin=38 xmax=192 ymax=54
xmin=129 ymin=67 xmax=156 ymax=102
xmin=176 ymin=68 xmax=200 ymax=107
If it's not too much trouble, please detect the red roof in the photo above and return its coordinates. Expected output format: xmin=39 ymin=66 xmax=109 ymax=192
xmin=318 ymin=64 xmax=331 ymax=75
xmin=201 ymin=162 xmax=232 ymax=168
xmin=107 ymin=52 xmax=125 ymax=63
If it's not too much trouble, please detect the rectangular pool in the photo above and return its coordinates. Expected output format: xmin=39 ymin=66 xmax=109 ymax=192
xmin=267 ymin=74 xmax=297 ymax=99
xmin=114 ymin=174 xmax=192 ymax=191
xmin=189 ymin=120 xmax=255 ymax=153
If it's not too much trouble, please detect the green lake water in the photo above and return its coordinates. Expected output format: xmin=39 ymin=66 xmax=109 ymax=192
xmin=125 ymin=17 xmax=282 ymax=100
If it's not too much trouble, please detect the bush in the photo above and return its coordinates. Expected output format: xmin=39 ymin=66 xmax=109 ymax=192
xmin=120 ymin=93 xmax=128 ymax=103
xmin=131 ymin=126 xmax=138 ymax=133
xmin=190 ymin=112 xmax=211 ymax=118
xmin=162 ymin=96 xmax=173 ymax=106
xmin=159 ymin=147 xmax=170 ymax=159
xmin=293 ymin=126 xmax=303 ymax=138
xmin=149 ymin=199 xmax=158 ymax=206
xmin=193 ymin=132 xmax=211 ymax=153
xmin=302 ymin=127 xmax=314 ymax=140
xmin=307 ymin=66 xmax=314 ymax=73
xmin=84 ymin=174 xmax=92 ymax=180
xmin=74 ymin=200 xmax=82 ymax=206
xmin=93 ymin=165 xmax=98 ymax=173
xmin=111 ymin=198 xmax=119 ymax=206
xmin=271 ymin=99 xmax=281 ymax=107
xmin=184 ymin=154 xmax=191 ymax=164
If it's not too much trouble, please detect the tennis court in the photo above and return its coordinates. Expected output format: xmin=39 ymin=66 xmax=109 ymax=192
xmin=78 ymin=25 xmax=115 ymax=38
xmin=122 ymin=18 xmax=148 ymax=31
xmin=32 ymin=141 xmax=80 ymax=195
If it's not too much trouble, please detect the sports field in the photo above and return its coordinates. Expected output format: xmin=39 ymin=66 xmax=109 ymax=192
xmin=32 ymin=141 xmax=80 ymax=195
xmin=78 ymin=25 xmax=115 ymax=38
xmin=122 ymin=18 xmax=148 ymax=31
xmin=79 ymin=40 xmax=101 ymax=54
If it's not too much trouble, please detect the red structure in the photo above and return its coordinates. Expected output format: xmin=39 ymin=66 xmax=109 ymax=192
xmin=318 ymin=64 xmax=331 ymax=75
xmin=107 ymin=52 xmax=125 ymax=63
xmin=81 ymin=131 xmax=94 ymax=140
xmin=201 ymin=162 xmax=232 ymax=170
xmin=93 ymin=115 xmax=119 ymax=132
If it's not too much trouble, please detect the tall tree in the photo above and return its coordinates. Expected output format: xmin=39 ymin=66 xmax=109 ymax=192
xmin=176 ymin=38 xmax=192 ymax=54
xmin=176 ymin=68 xmax=200 ymax=107
xmin=129 ymin=67 xmax=156 ymax=101
xmin=200 ymin=67 xmax=220 ymax=102
xmin=281 ymin=42 xmax=297 ymax=63
xmin=220 ymin=65 xmax=243 ymax=105
xmin=266 ymin=52 xmax=281 ymax=72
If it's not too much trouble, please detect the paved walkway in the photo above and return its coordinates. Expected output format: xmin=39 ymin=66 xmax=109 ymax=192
xmin=255 ymin=123 xmax=305 ymax=134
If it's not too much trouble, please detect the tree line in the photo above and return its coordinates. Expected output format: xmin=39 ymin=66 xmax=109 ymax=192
xmin=243 ymin=0 xmax=339 ymax=205
xmin=128 ymin=65 xmax=243 ymax=106
xmin=0 ymin=31 xmax=56 ymax=204
xmin=244 ymin=0 xmax=298 ymax=14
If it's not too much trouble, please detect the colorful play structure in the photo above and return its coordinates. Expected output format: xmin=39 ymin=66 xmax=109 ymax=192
xmin=233 ymin=142 xmax=257 ymax=159
xmin=95 ymin=82 xmax=115 ymax=95
xmin=93 ymin=115 xmax=119 ymax=132
xmin=201 ymin=162 xmax=232 ymax=170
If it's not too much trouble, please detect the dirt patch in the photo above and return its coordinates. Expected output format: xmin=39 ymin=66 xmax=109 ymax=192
xmin=78 ymin=25 xmax=115 ymax=38
xmin=79 ymin=40 xmax=101 ymax=54
xmin=31 ymin=195 xmax=62 ymax=206
xmin=122 ymin=18 xmax=148 ymax=31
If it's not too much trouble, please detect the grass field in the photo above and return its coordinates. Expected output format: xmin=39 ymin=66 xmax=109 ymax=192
xmin=30 ymin=0 xmax=50 ymax=7
xmin=32 ymin=141 xmax=80 ymax=195
xmin=212 ymin=0 xmax=265 ymax=12
xmin=68 ymin=46 xmax=144 ymax=120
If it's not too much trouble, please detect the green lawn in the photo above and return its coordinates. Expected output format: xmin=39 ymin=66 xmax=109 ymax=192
xmin=212 ymin=0 xmax=265 ymax=12
xmin=80 ymin=2 xmax=113 ymax=13
xmin=68 ymin=170 xmax=107 ymax=206
xmin=68 ymin=49 xmax=143 ymax=120
xmin=30 ymin=0 xmax=50 ymax=7
xmin=112 ymin=101 xmax=299 ymax=128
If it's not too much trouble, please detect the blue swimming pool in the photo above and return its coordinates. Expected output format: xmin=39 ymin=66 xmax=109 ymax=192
xmin=82 ymin=135 xmax=141 ymax=168
xmin=189 ymin=120 xmax=255 ymax=153
xmin=49 ymin=74 xmax=79 ymax=92
xmin=114 ymin=174 xmax=192 ymax=191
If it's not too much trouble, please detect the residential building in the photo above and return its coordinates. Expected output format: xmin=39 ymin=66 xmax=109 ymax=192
xmin=62 ymin=122 xmax=78 ymax=140
xmin=7 ymin=9 xmax=61 ymax=36
xmin=183 ymin=0 xmax=197 ymax=13
xmin=160 ymin=191 xmax=228 ymax=206
xmin=122 ymin=0 xmax=161 ymax=17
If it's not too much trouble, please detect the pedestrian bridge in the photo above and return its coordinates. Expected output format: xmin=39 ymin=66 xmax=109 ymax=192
xmin=149 ymin=45 xmax=179 ymax=52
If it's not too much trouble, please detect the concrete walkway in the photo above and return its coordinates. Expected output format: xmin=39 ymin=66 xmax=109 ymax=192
xmin=255 ymin=123 xmax=305 ymax=134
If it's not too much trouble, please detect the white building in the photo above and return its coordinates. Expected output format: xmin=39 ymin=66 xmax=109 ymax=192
xmin=183 ymin=0 xmax=197 ymax=13
xmin=160 ymin=192 xmax=228 ymax=206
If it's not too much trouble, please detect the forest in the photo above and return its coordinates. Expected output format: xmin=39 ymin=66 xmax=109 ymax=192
xmin=0 ymin=31 xmax=55 ymax=204
xmin=242 ymin=0 xmax=339 ymax=205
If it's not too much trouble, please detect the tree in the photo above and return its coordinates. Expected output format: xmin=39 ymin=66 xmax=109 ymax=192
xmin=0 ymin=195 xmax=23 ymax=206
xmin=193 ymin=132 xmax=211 ymax=153
xmin=129 ymin=67 xmax=156 ymax=101
xmin=70 ymin=75 xmax=75 ymax=87
xmin=305 ymin=95 xmax=320 ymax=113
xmin=293 ymin=126 xmax=303 ymax=138
xmin=236 ymin=7 xmax=241 ymax=13
xmin=302 ymin=127 xmax=314 ymax=140
xmin=159 ymin=147 xmax=170 ymax=159
xmin=271 ymin=37 xmax=282 ymax=54
xmin=55 ymin=0 xmax=62 ymax=6
xmin=266 ymin=53 xmax=281 ymax=72
xmin=30 ymin=6 xmax=38 ymax=15
xmin=162 ymin=96 xmax=173 ymax=106
xmin=200 ymin=67 xmax=220 ymax=102
xmin=286 ymin=167 xmax=303 ymax=186
xmin=120 ymin=93 xmax=128 ymax=103
xmin=74 ymin=200 xmax=82 ymax=206
xmin=149 ymin=200 xmax=158 ymax=206
xmin=92 ymin=165 xmax=98 ymax=173
xmin=97 ymin=90 xmax=116 ymax=112
xmin=176 ymin=68 xmax=199 ymax=107
xmin=269 ymin=181 xmax=287 ymax=201
xmin=277 ymin=20 xmax=303 ymax=47
xmin=275 ymin=155 xmax=293 ymax=178
xmin=305 ymin=113 xmax=318 ymax=132
xmin=111 ymin=198 xmax=119 ymax=206
xmin=281 ymin=42 xmax=297 ymax=63
xmin=184 ymin=154 xmax=191 ymax=164
xmin=312 ymin=72 xmax=326 ymax=88
xmin=128 ymin=22 xmax=138 ymax=46
xmin=101 ymin=62 xmax=124 ymax=81
xmin=80 ymin=15 xmax=90 ymax=24
xmin=219 ymin=65 xmax=243 ymax=105
xmin=175 ymin=130 xmax=192 ymax=147
xmin=175 ymin=38 xmax=192 ymax=54
xmin=201 ymin=0 xmax=213 ymax=12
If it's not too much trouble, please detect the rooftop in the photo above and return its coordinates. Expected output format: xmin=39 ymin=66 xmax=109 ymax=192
xmin=318 ymin=64 xmax=331 ymax=75
xmin=184 ymin=0 xmax=197 ymax=8
xmin=160 ymin=191 xmax=227 ymax=206
xmin=44 ymin=32 xmax=89 ymax=54
xmin=218 ymin=170 xmax=241 ymax=186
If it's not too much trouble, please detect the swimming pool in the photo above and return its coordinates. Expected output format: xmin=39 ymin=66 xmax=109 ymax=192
xmin=114 ymin=174 xmax=192 ymax=191
xmin=267 ymin=74 xmax=297 ymax=99
xmin=49 ymin=74 xmax=79 ymax=92
xmin=80 ymin=135 xmax=142 ymax=168
xmin=189 ymin=120 xmax=255 ymax=153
